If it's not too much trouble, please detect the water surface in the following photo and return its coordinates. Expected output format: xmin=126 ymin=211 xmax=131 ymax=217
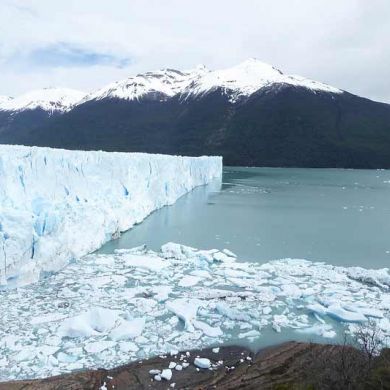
xmin=100 ymin=167 xmax=390 ymax=269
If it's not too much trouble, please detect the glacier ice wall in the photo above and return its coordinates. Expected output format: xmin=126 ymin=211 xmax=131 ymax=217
xmin=0 ymin=145 xmax=222 ymax=287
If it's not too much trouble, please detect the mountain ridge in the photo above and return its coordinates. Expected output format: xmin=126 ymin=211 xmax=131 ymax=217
xmin=75 ymin=58 xmax=344 ymax=105
xmin=0 ymin=88 xmax=85 ymax=114
xmin=1 ymin=59 xmax=389 ymax=169
xmin=0 ymin=59 xmax=344 ymax=110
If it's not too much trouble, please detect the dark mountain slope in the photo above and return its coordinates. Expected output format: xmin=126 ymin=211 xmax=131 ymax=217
xmin=219 ymin=85 xmax=390 ymax=167
xmin=0 ymin=109 xmax=59 ymax=144
xmin=11 ymin=84 xmax=390 ymax=168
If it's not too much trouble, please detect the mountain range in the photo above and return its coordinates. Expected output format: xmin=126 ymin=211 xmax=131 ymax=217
xmin=1 ymin=59 xmax=390 ymax=168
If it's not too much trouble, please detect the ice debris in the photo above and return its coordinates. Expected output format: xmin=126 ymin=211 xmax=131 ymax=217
xmin=0 ymin=242 xmax=388 ymax=381
xmin=194 ymin=357 xmax=211 ymax=369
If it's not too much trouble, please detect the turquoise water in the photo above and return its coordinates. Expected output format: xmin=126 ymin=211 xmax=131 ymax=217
xmin=100 ymin=167 xmax=390 ymax=269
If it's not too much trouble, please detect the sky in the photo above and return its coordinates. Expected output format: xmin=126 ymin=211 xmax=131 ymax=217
xmin=1 ymin=0 xmax=389 ymax=103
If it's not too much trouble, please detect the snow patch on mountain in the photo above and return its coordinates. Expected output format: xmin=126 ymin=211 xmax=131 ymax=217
xmin=0 ymin=96 xmax=12 ymax=105
xmin=0 ymin=88 xmax=85 ymax=113
xmin=0 ymin=145 xmax=222 ymax=287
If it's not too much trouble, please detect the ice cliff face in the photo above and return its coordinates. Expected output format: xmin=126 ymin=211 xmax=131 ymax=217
xmin=0 ymin=145 xmax=222 ymax=287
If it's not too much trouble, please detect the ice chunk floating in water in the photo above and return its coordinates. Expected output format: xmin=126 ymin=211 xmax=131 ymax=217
xmin=0 ymin=242 xmax=388 ymax=381
xmin=0 ymin=145 xmax=222 ymax=286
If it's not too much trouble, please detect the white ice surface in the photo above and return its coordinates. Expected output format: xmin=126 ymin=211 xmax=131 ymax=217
xmin=166 ymin=298 xmax=202 ymax=332
xmin=0 ymin=145 xmax=222 ymax=286
xmin=109 ymin=318 xmax=145 ymax=341
xmin=194 ymin=357 xmax=211 ymax=369
xmin=161 ymin=368 xmax=173 ymax=380
xmin=0 ymin=242 xmax=388 ymax=381
xmin=58 ymin=307 xmax=120 ymax=338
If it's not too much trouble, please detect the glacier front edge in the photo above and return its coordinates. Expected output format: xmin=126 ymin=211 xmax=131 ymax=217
xmin=0 ymin=145 xmax=222 ymax=287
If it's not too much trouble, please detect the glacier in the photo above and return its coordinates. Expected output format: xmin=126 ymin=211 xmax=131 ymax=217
xmin=0 ymin=145 xmax=222 ymax=287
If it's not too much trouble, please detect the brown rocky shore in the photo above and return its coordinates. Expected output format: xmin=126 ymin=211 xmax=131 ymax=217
xmin=1 ymin=341 xmax=389 ymax=390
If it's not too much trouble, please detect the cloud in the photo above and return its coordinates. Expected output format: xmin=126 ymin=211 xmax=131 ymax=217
xmin=8 ymin=42 xmax=132 ymax=69
xmin=0 ymin=0 xmax=389 ymax=103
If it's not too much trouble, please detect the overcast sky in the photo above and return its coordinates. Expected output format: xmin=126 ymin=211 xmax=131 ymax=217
xmin=1 ymin=0 xmax=389 ymax=103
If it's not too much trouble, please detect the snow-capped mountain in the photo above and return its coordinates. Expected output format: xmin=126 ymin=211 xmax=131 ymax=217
xmin=1 ymin=59 xmax=390 ymax=169
xmin=0 ymin=88 xmax=85 ymax=114
xmin=183 ymin=59 xmax=342 ymax=102
xmin=0 ymin=59 xmax=342 ymax=111
xmin=82 ymin=59 xmax=342 ymax=104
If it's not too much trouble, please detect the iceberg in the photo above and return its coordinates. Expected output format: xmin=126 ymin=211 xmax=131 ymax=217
xmin=161 ymin=368 xmax=173 ymax=381
xmin=166 ymin=298 xmax=202 ymax=332
xmin=326 ymin=305 xmax=368 ymax=323
xmin=58 ymin=307 xmax=120 ymax=338
xmin=307 ymin=302 xmax=369 ymax=323
xmin=194 ymin=357 xmax=211 ymax=369
xmin=193 ymin=320 xmax=223 ymax=337
xmin=0 ymin=145 xmax=222 ymax=286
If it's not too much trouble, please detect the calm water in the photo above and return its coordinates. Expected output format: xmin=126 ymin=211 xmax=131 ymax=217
xmin=100 ymin=167 xmax=390 ymax=269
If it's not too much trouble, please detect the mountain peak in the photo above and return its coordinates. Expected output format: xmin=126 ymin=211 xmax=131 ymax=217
xmin=234 ymin=58 xmax=284 ymax=76
xmin=184 ymin=59 xmax=341 ymax=101
xmin=83 ymin=66 xmax=203 ymax=103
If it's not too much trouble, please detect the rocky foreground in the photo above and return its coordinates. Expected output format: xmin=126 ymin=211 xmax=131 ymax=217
xmin=1 ymin=341 xmax=389 ymax=390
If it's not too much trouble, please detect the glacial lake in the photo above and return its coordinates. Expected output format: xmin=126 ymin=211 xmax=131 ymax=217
xmin=100 ymin=167 xmax=390 ymax=269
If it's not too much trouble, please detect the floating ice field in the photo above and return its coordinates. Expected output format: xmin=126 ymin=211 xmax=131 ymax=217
xmin=0 ymin=242 xmax=388 ymax=380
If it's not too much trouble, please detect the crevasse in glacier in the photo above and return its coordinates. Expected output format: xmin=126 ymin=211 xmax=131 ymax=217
xmin=0 ymin=145 xmax=222 ymax=287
